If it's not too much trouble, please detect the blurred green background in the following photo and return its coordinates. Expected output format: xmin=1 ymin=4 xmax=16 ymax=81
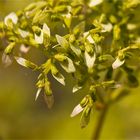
xmin=0 ymin=0 xmax=140 ymax=139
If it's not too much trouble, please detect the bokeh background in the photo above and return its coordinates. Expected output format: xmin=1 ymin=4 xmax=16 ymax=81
xmin=0 ymin=0 xmax=140 ymax=139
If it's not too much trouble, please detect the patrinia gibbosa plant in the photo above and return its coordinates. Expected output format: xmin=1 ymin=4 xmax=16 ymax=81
xmin=0 ymin=0 xmax=140 ymax=139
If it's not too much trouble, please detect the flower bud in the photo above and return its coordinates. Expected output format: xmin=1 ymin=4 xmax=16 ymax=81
xmin=4 ymin=42 xmax=15 ymax=55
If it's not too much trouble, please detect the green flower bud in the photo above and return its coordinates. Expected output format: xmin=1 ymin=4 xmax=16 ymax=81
xmin=4 ymin=42 xmax=15 ymax=55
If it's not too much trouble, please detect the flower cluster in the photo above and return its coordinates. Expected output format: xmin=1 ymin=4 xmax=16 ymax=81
xmin=0 ymin=0 xmax=140 ymax=128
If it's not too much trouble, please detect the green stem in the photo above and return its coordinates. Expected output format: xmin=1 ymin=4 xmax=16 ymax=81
xmin=91 ymin=105 xmax=109 ymax=140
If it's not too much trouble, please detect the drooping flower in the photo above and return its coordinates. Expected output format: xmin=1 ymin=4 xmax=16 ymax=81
xmin=112 ymin=58 xmax=125 ymax=69
xmin=84 ymin=51 xmax=96 ymax=69
xmin=15 ymin=57 xmax=27 ymax=67
xmin=72 ymin=85 xmax=82 ymax=93
xmin=52 ymin=73 xmax=65 ymax=86
xmin=34 ymin=31 xmax=44 ymax=44
xmin=60 ymin=57 xmax=76 ymax=73
xmin=42 ymin=23 xmax=50 ymax=37
xmin=34 ymin=23 xmax=50 ymax=44
xmin=84 ymin=32 xmax=95 ymax=44
xmin=4 ymin=12 xmax=18 ymax=26
xmin=20 ymin=44 xmax=30 ymax=54
xmin=70 ymin=104 xmax=84 ymax=117
xmin=18 ymin=28 xmax=29 ymax=38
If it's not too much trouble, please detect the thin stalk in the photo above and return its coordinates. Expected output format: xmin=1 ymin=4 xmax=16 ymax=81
xmin=91 ymin=105 xmax=109 ymax=140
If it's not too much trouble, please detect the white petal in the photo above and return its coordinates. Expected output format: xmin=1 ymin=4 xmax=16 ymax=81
xmin=18 ymin=29 xmax=29 ymax=38
xmin=70 ymin=44 xmax=81 ymax=56
xmin=112 ymin=58 xmax=125 ymax=69
xmin=34 ymin=31 xmax=44 ymax=44
xmin=87 ymin=35 xmax=95 ymax=44
xmin=89 ymin=0 xmax=103 ymax=7
xmin=43 ymin=23 xmax=50 ymax=37
xmin=72 ymin=85 xmax=82 ymax=93
xmin=84 ymin=51 xmax=96 ymax=68
xmin=52 ymin=73 xmax=65 ymax=86
xmin=15 ymin=57 xmax=27 ymax=67
xmin=70 ymin=104 xmax=84 ymax=117
xmin=35 ymin=88 xmax=42 ymax=101
xmin=60 ymin=57 xmax=76 ymax=73
xmin=101 ymin=23 xmax=112 ymax=32
xmin=2 ymin=53 xmax=13 ymax=67
xmin=84 ymin=32 xmax=95 ymax=44
xmin=56 ymin=34 xmax=68 ymax=48
xmin=20 ymin=44 xmax=30 ymax=53
xmin=4 ymin=12 xmax=18 ymax=26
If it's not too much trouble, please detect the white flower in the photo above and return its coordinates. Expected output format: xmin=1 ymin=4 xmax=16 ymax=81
xmin=52 ymin=73 xmax=65 ymax=86
xmin=34 ymin=31 xmax=44 ymax=44
xmin=20 ymin=44 xmax=30 ymax=53
xmin=72 ymin=85 xmax=82 ymax=93
xmin=4 ymin=12 xmax=18 ymax=26
xmin=89 ymin=0 xmax=103 ymax=7
xmin=35 ymin=88 xmax=42 ymax=101
xmin=84 ymin=51 xmax=96 ymax=68
xmin=15 ymin=57 xmax=27 ymax=67
xmin=70 ymin=44 xmax=81 ymax=56
xmin=18 ymin=29 xmax=29 ymax=38
xmin=112 ymin=58 xmax=125 ymax=69
xmin=101 ymin=23 xmax=113 ymax=32
xmin=70 ymin=104 xmax=84 ymax=117
xmin=84 ymin=32 xmax=95 ymax=44
xmin=34 ymin=23 xmax=50 ymax=44
xmin=42 ymin=23 xmax=50 ymax=37
xmin=60 ymin=57 xmax=76 ymax=73
xmin=56 ymin=34 xmax=69 ymax=48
